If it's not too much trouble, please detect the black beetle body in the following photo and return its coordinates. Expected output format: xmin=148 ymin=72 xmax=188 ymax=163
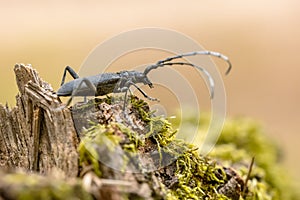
xmin=57 ymin=51 xmax=232 ymax=106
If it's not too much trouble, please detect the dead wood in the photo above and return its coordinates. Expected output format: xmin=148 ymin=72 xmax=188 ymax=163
xmin=0 ymin=64 xmax=78 ymax=178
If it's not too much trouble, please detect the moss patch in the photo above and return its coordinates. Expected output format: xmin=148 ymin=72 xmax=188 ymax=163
xmin=75 ymin=97 xmax=241 ymax=199
xmin=176 ymin=113 xmax=300 ymax=200
xmin=74 ymin=96 xmax=300 ymax=199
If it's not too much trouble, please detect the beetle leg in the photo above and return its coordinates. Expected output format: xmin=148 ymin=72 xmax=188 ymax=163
xmin=120 ymin=80 xmax=159 ymax=112
xmin=128 ymin=88 xmax=133 ymax=96
xmin=123 ymin=89 xmax=129 ymax=112
xmin=60 ymin=66 xmax=80 ymax=86
xmin=65 ymin=78 xmax=96 ymax=106
xmin=126 ymin=81 xmax=159 ymax=102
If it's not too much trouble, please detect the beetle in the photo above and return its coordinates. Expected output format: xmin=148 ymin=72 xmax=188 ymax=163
xmin=56 ymin=51 xmax=232 ymax=106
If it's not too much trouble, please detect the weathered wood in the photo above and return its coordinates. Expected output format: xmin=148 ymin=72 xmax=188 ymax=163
xmin=0 ymin=64 xmax=78 ymax=178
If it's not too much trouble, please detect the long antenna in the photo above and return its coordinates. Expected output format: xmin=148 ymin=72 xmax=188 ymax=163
xmin=144 ymin=51 xmax=232 ymax=75
xmin=144 ymin=62 xmax=215 ymax=98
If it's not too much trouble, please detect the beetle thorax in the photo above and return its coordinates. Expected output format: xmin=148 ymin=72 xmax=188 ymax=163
xmin=120 ymin=70 xmax=153 ymax=88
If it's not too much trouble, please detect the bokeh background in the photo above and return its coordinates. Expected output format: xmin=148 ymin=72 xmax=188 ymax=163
xmin=1 ymin=1 xmax=299 ymax=186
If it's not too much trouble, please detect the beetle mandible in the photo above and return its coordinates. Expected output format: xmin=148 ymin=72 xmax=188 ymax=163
xmin=56 ymin=51 xmax=232 ymax=106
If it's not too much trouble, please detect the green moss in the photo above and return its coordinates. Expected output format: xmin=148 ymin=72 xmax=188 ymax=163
xmin=176 ymin=113 xmax=300 ymax=200
xmin=77 ymin=97 xmax=299 ymax=199
xmin=78 ymin=123 xmax=127 ymax=176
xmin=76 ymin=97 xmax=229 ymax=199
xmin=167 ymin=147 xmax=229 ymax=199
xmin=210 ymin=117 xmax=299 ymax=200
xmin=130 ymin=95 xmax=152 ymax=122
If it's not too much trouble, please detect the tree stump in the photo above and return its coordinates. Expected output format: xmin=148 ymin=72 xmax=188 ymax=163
xmin=0 ymin=64 xmax=79 ymax=178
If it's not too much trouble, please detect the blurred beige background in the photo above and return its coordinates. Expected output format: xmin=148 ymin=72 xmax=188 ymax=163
xmin=0 ymin=1 xmax=299 ymax=185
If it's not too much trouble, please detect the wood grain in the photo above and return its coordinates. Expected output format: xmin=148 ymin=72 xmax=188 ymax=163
xmin=0 ymin=64 xmax=78 ymax=178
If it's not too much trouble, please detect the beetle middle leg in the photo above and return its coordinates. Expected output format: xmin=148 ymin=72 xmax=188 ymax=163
xmin=65 ymin=78 xmax=97 ymax=106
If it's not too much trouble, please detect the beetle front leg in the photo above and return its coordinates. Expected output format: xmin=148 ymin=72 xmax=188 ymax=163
xmin=119 ymin=80 xmax=159 ymax=102
xmin=128 ymin=82 xmax=159 ymax=102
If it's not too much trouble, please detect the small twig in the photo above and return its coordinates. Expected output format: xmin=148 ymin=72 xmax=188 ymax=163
xmin=242 ymin=156 xmax=255 ymax=197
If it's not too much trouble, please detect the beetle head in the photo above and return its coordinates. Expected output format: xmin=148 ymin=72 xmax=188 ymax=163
xmin=129 ymin=71 xmax=153 ymax=88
